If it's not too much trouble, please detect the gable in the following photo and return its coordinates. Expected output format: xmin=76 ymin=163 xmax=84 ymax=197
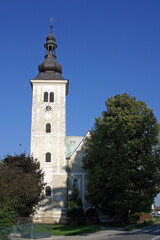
xmin=66 ymin=136 xmax=84 ymax=158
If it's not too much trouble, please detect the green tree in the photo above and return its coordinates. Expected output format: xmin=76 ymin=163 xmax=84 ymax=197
xmin=0 ymin=201 xmax=17 ymax=240
xmin=83 ymin=93 xmax=160 ymax=223
xmin=0 ymin=201 xmax=17 ymax=226
xmin=67 ymin=180 xmax=84 ymax=218
xmin=0 ymin=153 xmax=45 ymax=217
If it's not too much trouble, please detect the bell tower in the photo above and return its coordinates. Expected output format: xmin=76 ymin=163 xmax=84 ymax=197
xmin=30 ymin=20 xmax=68 ymax=221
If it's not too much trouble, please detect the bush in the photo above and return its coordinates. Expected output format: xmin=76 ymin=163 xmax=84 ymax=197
xmin=0 ymin=202 xmax=17 ymax=240
xmin=0 ymin=202 xmax=17 ymax=226
xmin=144 ymin=218 xmax=154 ymax=225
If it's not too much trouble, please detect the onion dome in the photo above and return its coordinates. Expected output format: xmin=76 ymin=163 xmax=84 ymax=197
xmin=35 ymin=21 xmax=64 ymax=80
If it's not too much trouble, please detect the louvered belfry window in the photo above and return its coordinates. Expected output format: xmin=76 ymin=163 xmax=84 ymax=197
xmin=44 ymin=92 xmax=48 ymax=102
xmin=50 ymin=92 xmax=54 ymax=102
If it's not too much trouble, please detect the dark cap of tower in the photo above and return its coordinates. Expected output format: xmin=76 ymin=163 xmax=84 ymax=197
xmin=34 ymin=24 xmax=64 ymax=80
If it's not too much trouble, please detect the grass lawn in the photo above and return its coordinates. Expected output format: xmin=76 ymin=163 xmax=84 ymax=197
xmin=125 ymin=217 xmax=160 ymax=231
xmin=52 ymin=225 xmax=100 ymax=236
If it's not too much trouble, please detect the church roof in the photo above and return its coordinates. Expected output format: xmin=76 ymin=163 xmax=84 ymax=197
xmin=66 ymin=136 xmax=84 ymax=158
xmin=66 ymin=132 xmax=90 ymax=158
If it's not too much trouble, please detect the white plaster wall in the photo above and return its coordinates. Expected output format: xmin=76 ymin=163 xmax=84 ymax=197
xmin=30 ymin=79 xmax=68 ymax=219
xmin=68 ymin=132 xmax=90 ymax=211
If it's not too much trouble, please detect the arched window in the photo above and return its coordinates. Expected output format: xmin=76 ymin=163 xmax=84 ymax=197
xmin=50 ymin=92 xmax=54 ymax=102
xmin=46 ymin=123 xmax=51 ymax=133
xmin=45 ymin=186 xmax=51 ymax=197
xmin=44 ymin=92 xmax=48 ymax=102
xmin=45 ymin=152 xmax=51 ymax=162
xmin=72 ymin=178 xmax=80 ymax=191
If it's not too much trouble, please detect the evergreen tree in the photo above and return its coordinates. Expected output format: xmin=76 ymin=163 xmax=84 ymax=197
xmin=83 ymin=93 xmax=160 ymax=222
xmin=67 ymin=179 xmax=84 ymax=218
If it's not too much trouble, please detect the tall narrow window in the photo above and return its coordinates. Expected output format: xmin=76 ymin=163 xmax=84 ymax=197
xmin=50 ymin=92 xmax=54 ymax=102
xmin=45 ymin=186 xmax=51 ymax=197
xmin=44 ymin=92 xmax=48 ymax=102
xmin=46 ymin=152 xmax=51 ymax=162
xmin=46 ymin=123 xmax=51 ymax=133
xmin=73 ymin=178 xmax=80 ymax=191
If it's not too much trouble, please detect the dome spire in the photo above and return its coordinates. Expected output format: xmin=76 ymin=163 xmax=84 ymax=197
xmin=44 ymin=17 xmax=57 ymax=57
xmin=34 ymin=19 xmax=64 ymax=80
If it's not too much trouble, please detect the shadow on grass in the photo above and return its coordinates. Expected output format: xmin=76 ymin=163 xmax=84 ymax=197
xmin=52 ymin=225 xmax=100 ymax=236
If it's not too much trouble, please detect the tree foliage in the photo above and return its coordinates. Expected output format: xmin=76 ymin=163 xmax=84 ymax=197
xmin=83 ymin=93 xmax=160 ymax=221
xmin=0 ymin=202 xmax=17 ymax=240
xmin=0 ymin=153 xmax=45 ymax=218
xmin=67 ymin=180 xmax=84 ymax=218
xmin=0 ymin=201 xmax=17 ymax=226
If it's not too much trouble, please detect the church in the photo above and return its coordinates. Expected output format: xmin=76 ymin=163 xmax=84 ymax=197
xmin=30 ymin=22 xmax=91 ymax=222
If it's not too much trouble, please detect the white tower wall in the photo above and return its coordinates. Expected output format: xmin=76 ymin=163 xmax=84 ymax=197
xmin=30 ymin=79 xmax=68 ymax=222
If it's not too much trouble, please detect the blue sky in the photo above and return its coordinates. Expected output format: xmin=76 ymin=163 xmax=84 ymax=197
xmin=1 ymin=0 xmax=160 ymax=204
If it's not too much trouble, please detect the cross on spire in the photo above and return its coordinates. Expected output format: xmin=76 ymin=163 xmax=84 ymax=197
xmin=50 ymin=17 xmax=53 ymax=28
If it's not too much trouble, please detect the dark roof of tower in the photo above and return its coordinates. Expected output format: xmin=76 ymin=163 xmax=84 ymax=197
xmin=34 ymin=23 xmax=64 ymax=80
